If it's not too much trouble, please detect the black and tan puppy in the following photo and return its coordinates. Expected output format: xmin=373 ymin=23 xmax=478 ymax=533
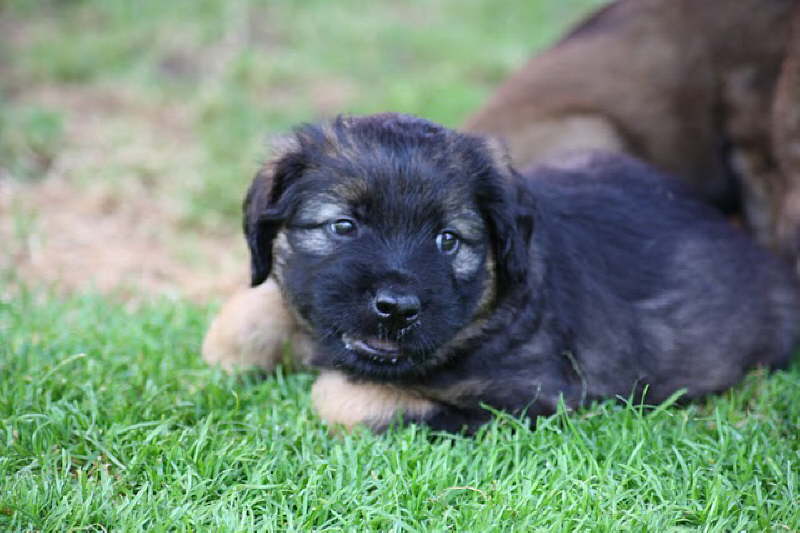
xmin=241 ymin=113 xmax=799 ymax=433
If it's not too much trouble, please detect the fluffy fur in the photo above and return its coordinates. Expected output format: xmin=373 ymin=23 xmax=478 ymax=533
xmin=240 ymin=113 xmax=800 ymax=433
xmin=465 ymin=0 xmax=800 ymax=262
xmin=202 ymin=279 xmax=313 ymax=372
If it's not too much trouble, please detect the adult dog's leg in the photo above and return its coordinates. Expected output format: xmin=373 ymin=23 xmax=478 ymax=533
xmin=202 ymin=278 xmax=312 ymax=372
xmin=773 ymin=4 xmax=800 ymax=268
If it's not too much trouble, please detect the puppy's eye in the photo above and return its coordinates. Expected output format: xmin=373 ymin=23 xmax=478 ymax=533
xmin=436 ymin=231 xmax=460 ymax=254
xmin=328 ymin=218 xmax=356 ymax=237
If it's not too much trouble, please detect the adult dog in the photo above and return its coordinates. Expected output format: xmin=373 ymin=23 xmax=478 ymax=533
xmin=225 ymin=113 xmax=798 ymax=433
xmin=465 ymin=0 xmax=800 ymax=261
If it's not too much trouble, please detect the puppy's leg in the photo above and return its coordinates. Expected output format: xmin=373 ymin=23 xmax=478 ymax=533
xmin=202 ymin=278 xmax=312 ymax=372
xmin=311 ymin=371 xmax=491 ymax=433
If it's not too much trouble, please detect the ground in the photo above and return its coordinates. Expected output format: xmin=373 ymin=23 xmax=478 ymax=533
xmin=1 ymin=1 xmax=799 ymax=531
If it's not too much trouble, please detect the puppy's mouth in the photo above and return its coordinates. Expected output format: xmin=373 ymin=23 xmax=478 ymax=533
xmin=342 ymin=333 xmax=403 ymax=365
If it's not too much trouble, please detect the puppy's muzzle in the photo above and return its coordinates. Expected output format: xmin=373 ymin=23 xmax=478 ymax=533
xmin=372 ymin=288 xmax=420 ymax=329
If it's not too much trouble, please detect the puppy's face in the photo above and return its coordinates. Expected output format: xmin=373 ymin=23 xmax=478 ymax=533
xmin=245 ymin=114 xmax=529 ymax=380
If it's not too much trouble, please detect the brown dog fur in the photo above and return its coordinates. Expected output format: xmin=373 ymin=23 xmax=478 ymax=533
xmin=773 ymin=6 xmax=800 ymax=256
xmin=465 ymin=0 xmax=800 ymax=258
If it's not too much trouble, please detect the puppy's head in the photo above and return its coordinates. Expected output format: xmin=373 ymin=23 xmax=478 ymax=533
xmin=245 ymin=113 xmax=531 ymax=380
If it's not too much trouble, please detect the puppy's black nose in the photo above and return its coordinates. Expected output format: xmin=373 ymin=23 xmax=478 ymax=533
xmin=372 ymin=289 xmax=420 ymax=326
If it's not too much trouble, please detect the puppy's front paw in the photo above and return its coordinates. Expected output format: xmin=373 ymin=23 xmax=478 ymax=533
xmin=202 ymin=279 xmax=300 ymax=373
xmin=311 ymin=371 xmax=436 ymax=431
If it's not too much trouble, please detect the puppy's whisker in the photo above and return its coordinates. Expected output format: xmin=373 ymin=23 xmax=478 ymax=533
xmin=321 ymin=325 xmax=346 ymax=344
xmin=397 ymin=320 xmax=421 ymax=341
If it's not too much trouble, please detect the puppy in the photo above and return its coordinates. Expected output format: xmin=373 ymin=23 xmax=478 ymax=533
xmin=240 ymin=113 xmax=799 ymax=433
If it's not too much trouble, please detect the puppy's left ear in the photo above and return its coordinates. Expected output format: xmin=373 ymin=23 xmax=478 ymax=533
xmin=244 ymin=137 xmax=306 ymax=286
xmin=478 ymin=138 xmax=534 ymax=296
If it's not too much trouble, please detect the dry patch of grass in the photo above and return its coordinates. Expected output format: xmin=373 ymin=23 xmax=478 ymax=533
xmin=1 ymin=84 xmax=248 ymax=300
xmin=1 ymin=176 xmax=247 ymax=299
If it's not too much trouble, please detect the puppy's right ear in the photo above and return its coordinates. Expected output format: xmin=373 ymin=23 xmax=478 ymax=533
xmin=476 ymin=137 xmax=534 ymax=298
xmin=244 ymin=138 xmax=306 ymax=286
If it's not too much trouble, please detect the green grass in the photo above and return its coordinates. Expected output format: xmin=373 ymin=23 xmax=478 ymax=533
xmin=2 ymin=289 xmax=799 ymax=531
xmin=0 ymin=105 xmax=64 ymax=181
xmin=3 ymin=0 xmax=800 ymax=530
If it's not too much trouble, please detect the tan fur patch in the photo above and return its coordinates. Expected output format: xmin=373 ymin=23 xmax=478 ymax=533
xmin=474 ymin=249 xmax=497 ymax=317
xmin=503 ymin=114 xmax=627 ymax=171
xmin=291 ymin=227 xmax=336 ymax=256
xmin=295 ymin=196 xmax=349 ymax=224
xmin=772 ymin=5 xmax=800 ymax=260
xmin=202 ymin=278 xmax=311 ymax=372
xmin=331 ymin=179 xmax=368 ymax=203
xmin=311 ymin=371 xmax=436 ymax=430
xmin=482 ymin=136 xmax=515 ymax=182
xmin=270 ymin=228 xmax=317 ymax=337
xmin=538 ymin=150 xmax=612 ymax=173
xmin=290 ymin=196 xmax=350 ymax=256
xmin=418 ymin=378 xmax=491 ymax=406
xmin=319 ymin=121 xmax=365 ymax=164
xmin=270 ymin=229 xmax=291 ymax=286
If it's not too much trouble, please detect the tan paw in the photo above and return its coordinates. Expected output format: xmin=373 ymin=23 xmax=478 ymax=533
xmin=202 ymin=278 xmax=305 ymax=372
xmin=311 ymin=371 xmax=435 ymax=431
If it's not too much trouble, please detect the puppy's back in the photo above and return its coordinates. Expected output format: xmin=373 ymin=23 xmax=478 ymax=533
xmin=522 ymin=152 xmax=799 ymax=400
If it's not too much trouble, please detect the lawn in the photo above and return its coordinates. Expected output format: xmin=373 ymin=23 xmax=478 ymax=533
xmin=1 ymin=0 xmax=799 ymax=531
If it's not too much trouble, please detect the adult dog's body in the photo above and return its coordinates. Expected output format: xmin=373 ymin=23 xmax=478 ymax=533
xmin=466 ymin=0 xmax=800 ymax=260
xmin=236 ymin=114 xmax=799 ymax=433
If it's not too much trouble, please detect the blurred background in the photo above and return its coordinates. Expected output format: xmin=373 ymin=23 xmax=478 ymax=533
xmin=0 ymin=0 xmax=603 ymax=301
